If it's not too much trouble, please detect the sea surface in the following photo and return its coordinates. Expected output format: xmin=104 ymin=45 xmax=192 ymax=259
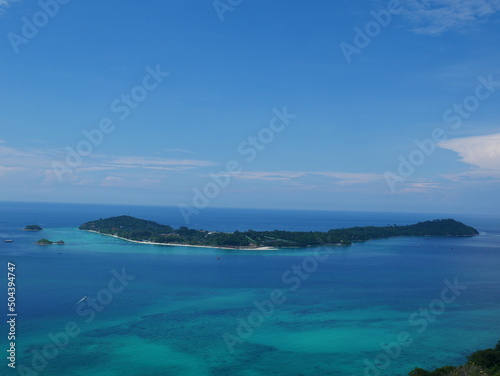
xmin=0 ymin=202 xmax=499 ymax=376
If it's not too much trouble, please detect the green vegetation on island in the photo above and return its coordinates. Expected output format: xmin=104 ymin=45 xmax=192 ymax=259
xmin=79 ymin=216 xmax=479 ymax=249
xmin=23 ymin=225 xmax=43 ymax=231
xmin=35 ymin=239 xmax=65 ymax=245
xmin=409 ymin=341 xmax=500 ymax=376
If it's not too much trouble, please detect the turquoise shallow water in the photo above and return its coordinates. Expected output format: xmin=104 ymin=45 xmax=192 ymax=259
xmin=1 ymin=202 xmax=499 ymax=376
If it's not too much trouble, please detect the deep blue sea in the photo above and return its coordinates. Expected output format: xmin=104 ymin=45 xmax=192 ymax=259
xmin=1 ymin=202 xmax=499 ymax=376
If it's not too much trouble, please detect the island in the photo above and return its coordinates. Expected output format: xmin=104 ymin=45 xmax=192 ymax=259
xmin=79 ymin=216 xmax=479 ymax=249
xmin=35 ymin=239 xmax=65 ymax=245
xmin=23 ymin=225 xmax=43 ymax=231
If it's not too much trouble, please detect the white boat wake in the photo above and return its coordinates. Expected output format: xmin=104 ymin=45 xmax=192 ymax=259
xmin=76 ymin=296 xmax=87 ymax=304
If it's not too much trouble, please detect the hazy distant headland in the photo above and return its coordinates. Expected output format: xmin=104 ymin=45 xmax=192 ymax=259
xmin=79 ymin=215 xmax=479 ymax=250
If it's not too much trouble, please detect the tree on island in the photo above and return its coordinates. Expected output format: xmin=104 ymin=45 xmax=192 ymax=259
xmin=35 ymin=239 xmax=64 ymax=245
xmin=79 ymin=215 xmax=479 ymax=249
xmin=24 ymin=225 xmax=43 ymax=231
xmin=409 ymin=341 xmax=500 ymax=376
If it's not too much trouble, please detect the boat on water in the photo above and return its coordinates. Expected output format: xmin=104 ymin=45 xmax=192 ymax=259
xmin=4 ymin=240 xmax=14 ymax=243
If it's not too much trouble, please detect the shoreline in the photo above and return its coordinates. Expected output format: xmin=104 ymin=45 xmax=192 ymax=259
xmin=82 ymin=230 xmax=279 ymax=251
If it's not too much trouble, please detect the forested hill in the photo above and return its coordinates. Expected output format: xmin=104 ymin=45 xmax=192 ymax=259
xmin=79 ymin=216 xmax=479 ymax=248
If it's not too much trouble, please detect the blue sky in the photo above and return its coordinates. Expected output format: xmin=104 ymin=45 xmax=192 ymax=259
xmin=1 ymin=0 xmax=500 ymax=215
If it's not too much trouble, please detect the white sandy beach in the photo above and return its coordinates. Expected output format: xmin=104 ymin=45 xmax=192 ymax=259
xmin=83 ymin=230 xmax=278 ymax=251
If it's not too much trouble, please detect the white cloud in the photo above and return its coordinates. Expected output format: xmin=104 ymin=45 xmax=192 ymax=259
xmin=0 ymin=142 xmax=215 ymax=188
xmin=313 ymin=172 xmax=382 ymax=185
xmin=109 ymin=156 xmax=214 ymax=170
xmin=0 ymin=145 xmax=42 ymax=158
xmin=399 ymin=181 xmax=442 ymax=193
xmin=99 ymin=176 xmax=162 ymax=189
xmin=403 ymin=0 xmax=500 ymax=35
xmin=235 ymin=171 xmax=306 ymax=182
xmin=163 ymin=148 xmax=192 ymax=154
xmin=0 ymin=166 xmax=27 ymax=177
xmin=439 ymin=133 xmax=500 ymax=169
xmin=235 ymin=171 xmax=383 ymax=185
xmin=41 ymin=168 xmax=78 ymax=186
xmin=442 ymin=169 xmax=500 ymax=182
xmin=0 ymin=0 xmax=19 ymax=11
xmin=438 ymin=132 xmax=500 ymax=184
xmin=0 ymin=145 xmax=59 ymax=174
xmin=101 ymin=176 xmax=125 ymax=187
